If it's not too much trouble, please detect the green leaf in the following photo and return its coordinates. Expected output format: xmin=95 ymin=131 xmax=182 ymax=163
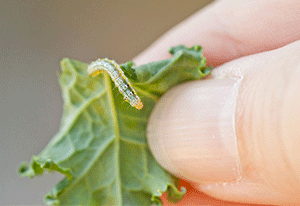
xmin=19 ymin=45 xmax=211 ymax=205
xmin=120 ymin=61 xmax=137 ymax=81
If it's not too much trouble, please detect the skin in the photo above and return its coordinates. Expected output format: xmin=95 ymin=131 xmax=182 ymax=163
xmin=134 ymin=0 xmax=300 ymax=205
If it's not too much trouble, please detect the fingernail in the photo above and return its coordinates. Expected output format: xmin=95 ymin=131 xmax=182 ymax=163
xmin=147 ymin=78 xmax=242 ymax=184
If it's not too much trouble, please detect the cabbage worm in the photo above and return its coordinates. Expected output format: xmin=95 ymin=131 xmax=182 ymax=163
xmin=87 ymin=58 xmax=143 ymax=110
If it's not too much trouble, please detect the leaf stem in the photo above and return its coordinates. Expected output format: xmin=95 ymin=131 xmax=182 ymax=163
xmin=105 ymin=73 xmax=123 ymax=205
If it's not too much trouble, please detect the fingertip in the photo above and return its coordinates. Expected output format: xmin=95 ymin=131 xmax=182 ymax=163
xmin=148 ymin=41 xmax=300 ymax=205
xmin=147 ymin=78 xmax=241 ymax=183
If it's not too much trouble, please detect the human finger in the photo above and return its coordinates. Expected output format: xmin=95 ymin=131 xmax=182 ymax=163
xmin=134 ymin=0 xmax=300 ymax=66
xmin=147 ymin=40 xmax=300 ymax=205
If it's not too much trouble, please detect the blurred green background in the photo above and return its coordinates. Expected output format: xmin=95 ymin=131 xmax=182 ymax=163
xmin=0 ymin=0 xmax=213 ymax=204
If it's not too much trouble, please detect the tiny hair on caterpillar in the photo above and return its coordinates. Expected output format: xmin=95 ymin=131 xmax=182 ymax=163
xmin=87 ymin=58 xmax=143 ymax=110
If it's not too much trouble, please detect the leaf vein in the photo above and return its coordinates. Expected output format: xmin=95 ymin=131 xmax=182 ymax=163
xmin=104 ymin=74 xmax=123 ymax=205
xmin=120 ymin=137 xmax=147 ymax=146
xmin=42 ymin=89 xmax=107 ymax=152
xmin=57 ymin=135 xmax=114 ymax=196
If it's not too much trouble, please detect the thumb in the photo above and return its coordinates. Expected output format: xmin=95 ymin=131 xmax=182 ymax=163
xmin=147 ymin=40 xmax=300 ymax=205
